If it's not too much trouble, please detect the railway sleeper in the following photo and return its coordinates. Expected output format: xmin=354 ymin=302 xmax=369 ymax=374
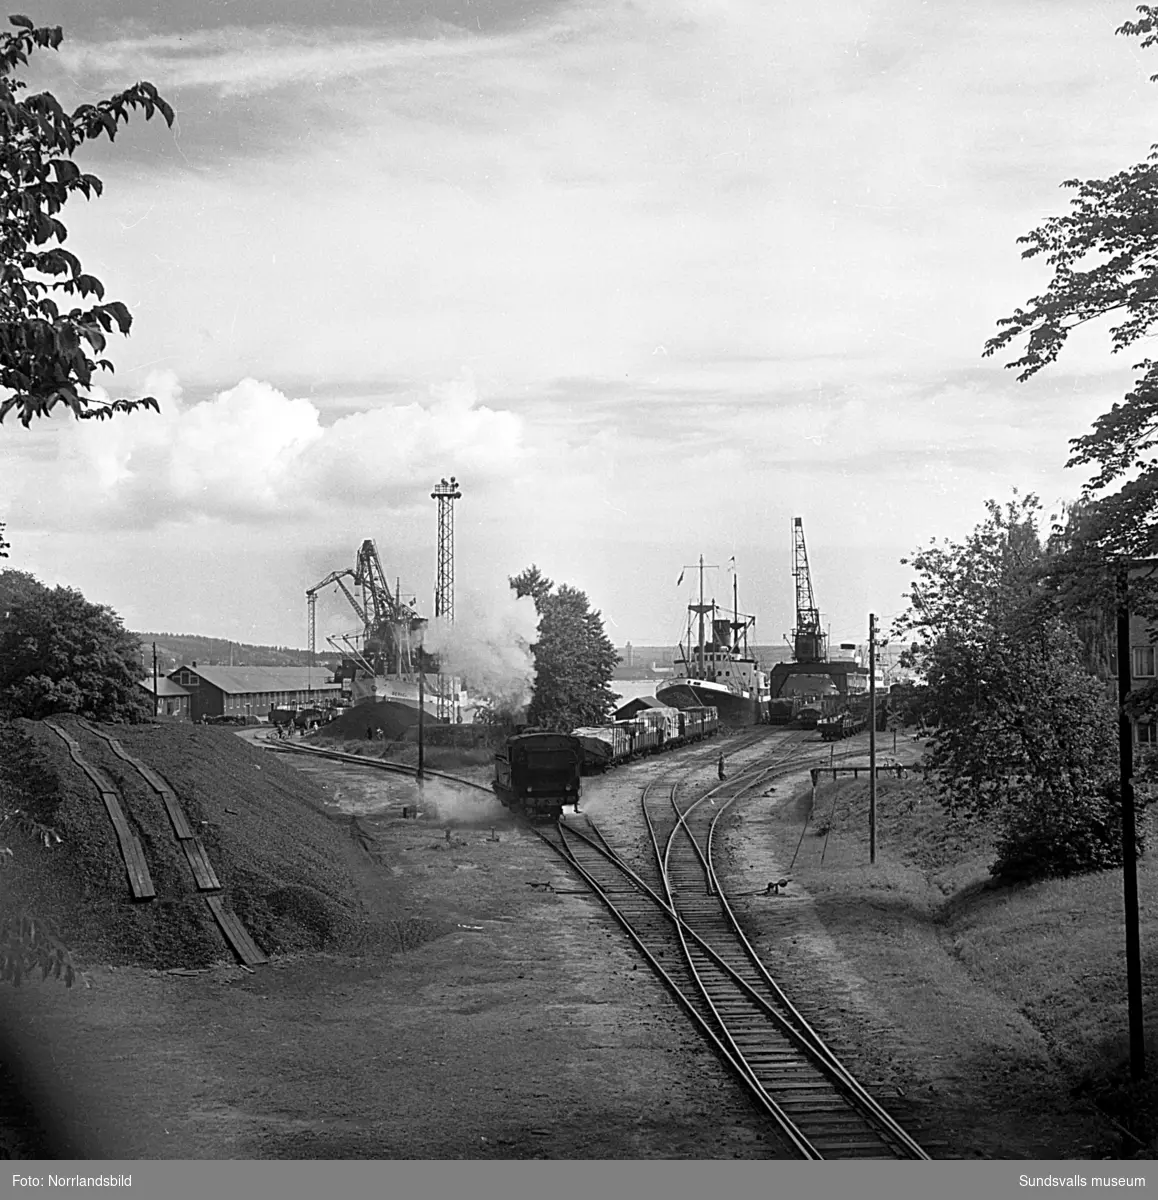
xmin=809 ymin=1139 xmax=899 ymax=1155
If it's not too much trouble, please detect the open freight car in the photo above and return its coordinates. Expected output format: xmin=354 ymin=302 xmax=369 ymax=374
xmin=570 ymin=705 xmax=719 ymax=773
xmin=493 ymin=731 xmax=583 ymax=819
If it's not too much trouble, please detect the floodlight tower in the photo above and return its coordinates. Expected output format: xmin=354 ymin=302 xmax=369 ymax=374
xmin=431 ymin=476 xmax=462 ymax=721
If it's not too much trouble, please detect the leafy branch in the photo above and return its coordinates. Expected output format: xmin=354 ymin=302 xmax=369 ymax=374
xmin=0 ymin=16 xmax=173 ymax=426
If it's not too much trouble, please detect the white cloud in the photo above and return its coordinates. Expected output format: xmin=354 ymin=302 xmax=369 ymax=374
xmin=6 ymin=371 xmax=526 ymax=530
xmin=3 ymin=0 xmax=1149 ymax=646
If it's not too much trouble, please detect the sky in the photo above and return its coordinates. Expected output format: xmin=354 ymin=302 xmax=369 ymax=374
xmin=0 ymin=0 xmax=1153 ymax=654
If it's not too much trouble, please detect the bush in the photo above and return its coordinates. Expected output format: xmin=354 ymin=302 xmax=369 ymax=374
xmin=993 ymin=779 xmax=1141 ymax=882
xmin=0 ymin=571 xmax=149 ymax=722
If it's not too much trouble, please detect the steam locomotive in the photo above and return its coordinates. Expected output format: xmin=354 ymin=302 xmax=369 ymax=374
xmin=492 ymin=731 xmax=583 ymax=820
xmin=492 ymin=705 xmax=720 ymax=819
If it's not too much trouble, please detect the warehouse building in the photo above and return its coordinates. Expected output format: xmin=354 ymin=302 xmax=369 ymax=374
xmin=138 ymin=676 xmax=192 ymax=720
xmin=168 ymin=665 xmax=341 ymax=723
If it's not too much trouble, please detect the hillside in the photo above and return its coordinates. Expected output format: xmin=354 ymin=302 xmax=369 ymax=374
xmin=0 ymin=718 xmax=368 ymax=969
xmin=134 ymin=632 xmax=341 ymax=674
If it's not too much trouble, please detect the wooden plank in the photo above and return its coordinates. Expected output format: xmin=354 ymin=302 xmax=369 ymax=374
xmin=182 ymin=839 xmax=222 ymax=892
xmin=44 ymin=722 xmax=155 ymax=901
xmin=80 ymin=723 xmax=195 ymax=841
xmin=97 ymin=791 xmax=155 ymax=901
xmin=205 ymin=895 xmax=267 ymax=966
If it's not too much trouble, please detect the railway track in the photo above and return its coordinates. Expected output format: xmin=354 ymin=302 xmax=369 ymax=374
xmin=536 ymin=731 xmax=928 ymax=1160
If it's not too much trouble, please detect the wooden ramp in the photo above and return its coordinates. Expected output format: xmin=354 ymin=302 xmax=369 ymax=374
xmin=76 ymin=721 xmax=264 ymax=968
xmin=181 ymin=838 xmax=222 ymax=891
xmin=85 ymin=728 xmax=195 ymax=840
xmin=206 ymin=895 xmax=268 ymax=966
xmin=44 ymin=721 xmax=155 ymax=901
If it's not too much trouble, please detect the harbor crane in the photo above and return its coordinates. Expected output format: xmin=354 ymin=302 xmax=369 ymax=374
xmin=306 ymin=539 xmax=428 ymax=678
xmin=791 ymin=517 xmax=827 ymax=664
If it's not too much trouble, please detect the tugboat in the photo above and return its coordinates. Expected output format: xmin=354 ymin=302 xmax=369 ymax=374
xmin=656 ymin=557 xmax=770 ymax=725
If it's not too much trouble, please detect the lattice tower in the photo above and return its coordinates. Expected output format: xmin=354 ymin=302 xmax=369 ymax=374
xmin=431 ymin=477 xmax=462 ymax=720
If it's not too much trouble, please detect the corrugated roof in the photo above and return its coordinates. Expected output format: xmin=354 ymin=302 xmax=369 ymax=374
xmin=137 ymin=677 xmax=190 ymax=697
xmin=613 ymin=696 xmax=663 ymax=718
xmin=171 ymin=665 xmax=340 ymax=695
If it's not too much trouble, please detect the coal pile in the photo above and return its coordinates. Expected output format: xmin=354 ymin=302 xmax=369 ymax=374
xmin=319 ymin=701 xmax=446 ymax=742
xmin=0 ymin=718 xmax=367 ymax=970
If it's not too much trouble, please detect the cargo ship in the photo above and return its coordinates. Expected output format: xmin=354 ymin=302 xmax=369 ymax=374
xmin=766 ymin=518 xmax=875 ymax=729
xmin=334 ymin=661 xmax=477 ymax=723
xmin=655 ymin=557 xmax=770 ymax=726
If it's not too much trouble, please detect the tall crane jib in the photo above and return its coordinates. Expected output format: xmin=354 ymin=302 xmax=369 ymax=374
xmin=306 ymin=541 xmax=430 ymax=679
xmin=792 ymin=517 xmax=828 ymax=664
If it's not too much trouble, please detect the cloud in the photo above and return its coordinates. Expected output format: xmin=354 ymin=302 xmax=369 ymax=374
xmin=8 ymin=371 xmax=525 ymax=530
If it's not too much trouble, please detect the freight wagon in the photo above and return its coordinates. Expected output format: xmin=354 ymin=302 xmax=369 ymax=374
xmin=818 ymin=709 xmax=866 ymax=740
xmin=570 ymin=705 xmax=718 ymax=773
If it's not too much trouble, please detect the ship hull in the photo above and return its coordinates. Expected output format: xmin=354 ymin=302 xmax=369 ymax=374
xmin=655 ymin=681 xmax=767 ymax=726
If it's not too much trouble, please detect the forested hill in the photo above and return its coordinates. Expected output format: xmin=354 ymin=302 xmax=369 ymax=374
xmin=134 ymin=633 xmax=340 ymax=674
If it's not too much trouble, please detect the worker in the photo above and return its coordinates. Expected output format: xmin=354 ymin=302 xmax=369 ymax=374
xmin=717 ymin=752 xmax=726 ymax=781
xmin=366 ymin=725 xmax=374 ymax=740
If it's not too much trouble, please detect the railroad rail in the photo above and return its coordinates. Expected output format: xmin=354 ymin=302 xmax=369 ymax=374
xmin=537 ymin=733 xmax=928 ymax=1160
xmin=264 ymin=738 xmax=494 ymax=794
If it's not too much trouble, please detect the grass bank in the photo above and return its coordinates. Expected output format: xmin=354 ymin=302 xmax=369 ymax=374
xmin=772 ymin=747 xmax=1158 ymax=1153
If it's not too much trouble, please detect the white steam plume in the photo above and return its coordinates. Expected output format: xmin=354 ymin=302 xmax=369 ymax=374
xmin=423 ymin=586 xmax=538 ymax=715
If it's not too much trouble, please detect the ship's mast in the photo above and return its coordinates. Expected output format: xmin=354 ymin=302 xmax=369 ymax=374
xmin=733 ymin=574 xmax=739 ymax=653
xmin=680 ymin=556 xmax=717 ymax=676
xmin=698 ymin=555 xmax=705 ymax=669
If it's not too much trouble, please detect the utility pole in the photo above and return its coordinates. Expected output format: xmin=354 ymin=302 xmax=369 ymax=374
xmin=417 ymin=670 xmax=425 ymax=781
xmin=869 ymin=613 xmax=877 ymax=865
xmin=1117 ymin=566 xmax=1145 ymax=1079
xmin=152 ymin=642 xmax=159 ymax=718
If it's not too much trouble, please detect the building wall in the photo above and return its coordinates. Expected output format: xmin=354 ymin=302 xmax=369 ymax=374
xmin=157 ymin=695 xmax=189 ymax=719
xmin=169 ymin=671 xmax=223 ymax=723
xmin=168 ymin=668 xmax=340 ymax=721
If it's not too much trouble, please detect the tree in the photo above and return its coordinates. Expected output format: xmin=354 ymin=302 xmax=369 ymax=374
xmin=984 ymin=8 xmax=1158 ymax=560
xmin=900 ymin=497 xmax=1129 ymax=880
xmin=0 ymin=570 xmax=149 ymax=721
xmin=509 ymin=566 xmax=619 ymax=731
xmin=0 ymin=16 xmax=173 ymax=426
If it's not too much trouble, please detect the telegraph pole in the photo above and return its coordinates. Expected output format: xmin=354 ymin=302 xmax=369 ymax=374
xmin=869 ymin=613 xmax=877 ymax=866
xmin=417 ymin=670 xmax=425 ymax=781
xmin=1117 ymin=566 xmax=1145 ymax=1079
xmin=152 ymin=642 xmax=159 ymax=718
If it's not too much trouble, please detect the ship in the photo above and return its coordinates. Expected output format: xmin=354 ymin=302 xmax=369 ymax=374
xmin=335 ymin=661 xmax=476 ymax=723
xmin=766 ymin=518 xmax=873 ymax=727
xmin=655 ymin=556 xmax=771 ymax=726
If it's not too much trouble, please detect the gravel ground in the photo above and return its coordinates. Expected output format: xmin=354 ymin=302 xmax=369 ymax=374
xmin=0 ymin=722 xmax=1123 ymax=1159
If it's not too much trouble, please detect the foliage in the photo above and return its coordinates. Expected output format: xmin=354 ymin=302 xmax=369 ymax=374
xmin=899 ymin=497 xmax=1130 ymax=880
xmin=0 ymin=721 xmax=72 ymax=989
xmin=887 ymin=680 xmax=932 ymax=730
xmin=983 ymin=9 xmax=1158 ymax=559
xmin=509 ymin=565 xmax=619 ymax=730
xmin=0 ymin=569 xmax=149 ymax=721
xmin=0 ymin=16 xmax=173 ymax=426
xmin=0 ymin=913 xmax=75 ymax=987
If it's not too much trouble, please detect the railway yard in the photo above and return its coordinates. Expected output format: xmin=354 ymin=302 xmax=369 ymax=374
xmin=0 ymin=720 xmax=1148 ymax=1159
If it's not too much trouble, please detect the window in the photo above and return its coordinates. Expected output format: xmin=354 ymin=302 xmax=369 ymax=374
xmin=1137 ymin=721 xmax=1157 ymax=747
xmin=1134 ymin=647 xmax=1157 ymax=678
